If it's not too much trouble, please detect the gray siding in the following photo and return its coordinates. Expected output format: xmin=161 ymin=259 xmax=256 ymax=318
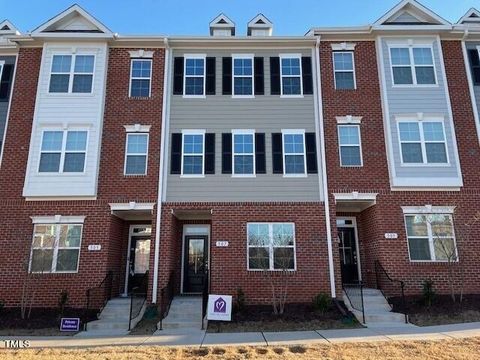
xmin=380 ymin=38 xmax=460 ymax=180
xmin=0 ymin=56 xmax=16 ymax=154
xmin=167 ymin=49 xmax=321 ymax=202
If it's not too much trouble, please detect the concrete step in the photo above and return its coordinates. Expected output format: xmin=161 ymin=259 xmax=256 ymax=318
xmin=161 ymin=321 xmax=201 ymax=330
xmin=87 ymin=320 xmax=130 ymax=330
xmin=353 ymin=310 xmax=406 ymax=323
xmin=98 ymin=313 xmax=130 ymax=321
xmin=77 ymin=329 xmax=130 ymax=337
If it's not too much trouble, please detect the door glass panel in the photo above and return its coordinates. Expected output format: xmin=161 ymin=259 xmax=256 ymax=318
xmin=188 ymin=239 xmax=205 ymax=275
xmin=134 ymin=239 xmax=151 ymax=273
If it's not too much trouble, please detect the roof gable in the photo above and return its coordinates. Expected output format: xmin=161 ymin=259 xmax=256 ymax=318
xmin=0 ymin=20 xmax=20 ymax=35
xmin=209 ymin=13 xmax=235 ymax=36
xmin=457 ymin=8 xmax=480 ymax=25
xmin=374 ymin=0 xmax=450 ymax=27
xmin=247 ymin=14 xmax=273 ymax=36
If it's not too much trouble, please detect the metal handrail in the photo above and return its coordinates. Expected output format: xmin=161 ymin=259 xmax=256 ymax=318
xmin=201 ymin=269 xmax=209 ymax=330
xmin=128 ymin=271 xmax=149 ymax=331
xmin=375 ymin=260 xmax=408 ymax=323
xmin=343 ymin=281 xmax=365 ymax=324
xmin=158 ymin=271 xmax=175 ymax=330
xmin=84 ymin=270 xmax=113 ymax=331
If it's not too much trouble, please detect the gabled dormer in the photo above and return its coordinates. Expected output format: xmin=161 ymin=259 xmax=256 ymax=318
xmin=209 ymin=14 xmax=235 ymax=36
xmin=457 ymin=8 xmax=480 ymax=26
xmin=247 ymin=14 xmax=273 ymax=36
xmin=31 ymin=4 xmax=113 ymax=39
xmin=0 ymin=20 xmax=20 ymax=35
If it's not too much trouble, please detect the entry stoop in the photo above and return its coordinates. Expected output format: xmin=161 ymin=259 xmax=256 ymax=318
xmin=159 ymin=296 xmax=203 ymax=330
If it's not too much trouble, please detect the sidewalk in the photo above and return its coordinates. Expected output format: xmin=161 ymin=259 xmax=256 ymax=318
xmin=1 ymin=322 xmax=479 ymax=349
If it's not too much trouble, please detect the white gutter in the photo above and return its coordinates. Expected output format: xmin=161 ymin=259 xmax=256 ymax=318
xmin=152 ymin=38 xmax=170 ymax=304
xmin=313 ymin=37 xmax=336 ymax=298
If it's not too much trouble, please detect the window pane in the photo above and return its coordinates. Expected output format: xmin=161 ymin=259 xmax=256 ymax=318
xmin=63 ymin=153 xmax=85 ymax=172
xmin=334 ymin=52 xmax=353 ymax=71
xmin=132 ymin=60 xmax=151 ymax=78
xmin=234 ymin=134 xmax=253 ymax=154
xmin=59 ymin=225 xmax=82 ymax=247
xmin=273 ymin=248 xmax=295 ymax=270
xmin=272 ymin=224 xmax=294 ymax=246
xmin=425 ymin=143 xmax=447 ymax=163
xmin=127 ymin=134 xmax=148 ymax=154
xmin=185 ymin=58 xmax=204 ymax=76
xmin=183 ymin=155 xmax=203 ymax=174
xmin=335 ymin=72 xmax=355 ymax=90
xmin=39 ymin=153 xmax=61 ymax=172
xmin=42 ymin=131 xmax=63 ymax=151
xmin=183 ymin=135 xmax=203 ymax=154
xmin=401 ymin=143 xmax=423 ymax=163
xmin=281 ymin=58 xmax=301 ymax=76
xmin=413 ymin=48 xmax=433 ymax=65
xmin=282 ymin=77 xmax=301 ymax=95
xmin=415 ymin=67 xmax=435 ymax=85
xmin=423 ymin=123 xmax=445 ymax=141
xmin=248 ymin=224 xmax=269 ymax=246
xmin=56 ymin=249 xmax=79 ymax=271
xmin=31 ymin=249 xmax=53 ymax=272
xmin=408 ymin=238 xmax=431 ymax=261
xmin=429 ymin=215 xmax=454 ymax=237
xmin=233 ymin=58 xmax=252 ymax=76
xmin=72 ymin=74 xmax=93 ymax=93
xmin=32 ymin=224 xmax=56 ymax=247
xmin=49 ymin=74 xmax=70 ymax=93
xmin=131 ymin=79 xmax=151 ymax=97
xmin=74 ymin=55 xmax=94 ymax=73
xmin=185 ymin=77 xmax=204 ymax=95
xmin=399 ymin=122 xmax=421 ymax=141
xmin=405 ymin=215 xmax=428 ymax=237
xmin=284 ymin=134 xmax=304 ymax=153
xmin=285 ymin=155 xmax=305 ymax=174
xmin=233 ymin=78 xmax=252 ymax=95
xmin=433 ymin=238 xmax=456 ymax=261
xmin=393 ymin=67 xmax=413 ymax=85
xmin=234 ymin=155 xmax=254 ymax=174
xmin=126 ymin=155 xmax=147 ymax=175
xmin=66 ymin=131 xmax=87 ymax=151
xmin=339 ymin=126 xmax=360 ymax=145
xmin=340 ymin=146 xmax=362 ymax=166
xmin=248 ymin=247 xmax=269 ymax=270
xmin=52 ymin=55 xmax=72 ymax=73
xmin=391 ymin=48 xmax=410 ymax=65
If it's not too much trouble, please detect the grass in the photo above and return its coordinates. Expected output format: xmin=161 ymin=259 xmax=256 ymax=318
xmin=1 ymin=338 xmax=479 ymax=359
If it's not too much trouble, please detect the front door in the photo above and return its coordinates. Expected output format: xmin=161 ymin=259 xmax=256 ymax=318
xmin=183 ymin=236 xmax=208 ymax=293
xmin=128 ymin=236 xmax=151 ymax=293
xmin=338 ymin=227 xmax=359 ymax=284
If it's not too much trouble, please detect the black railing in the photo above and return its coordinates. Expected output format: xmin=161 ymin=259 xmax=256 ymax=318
xmin=343 ymin=282 xmax=365 ymax=324
xmin=375 ymin=260 xmax=408 ymax=323
xmin=201 ymin=270 xmax=209 ymax=330
xmin=84 ymin=271 xmax=113 ymax=331
xmin=128 ymin=271 xmax=149 ymax=331
xmin=158 ymin=271 xmax=175 ymax=330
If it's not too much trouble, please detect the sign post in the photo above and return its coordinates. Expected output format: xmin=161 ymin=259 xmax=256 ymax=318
xmin=207 ymin=295 xmax=232 ymax=321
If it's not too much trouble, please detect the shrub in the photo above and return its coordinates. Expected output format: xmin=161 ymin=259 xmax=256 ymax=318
xmin=58 ymin=290 xmax=69 ymax=316
xmin=235 ymin=288 xmax=246 ymax=313
xmin=0 ymin=299 xmax=4 ymax=314
xmin=312 ymin=293 xmax=332 ymax=314
xmin=422 ymin=279 xmax=436 ymax=307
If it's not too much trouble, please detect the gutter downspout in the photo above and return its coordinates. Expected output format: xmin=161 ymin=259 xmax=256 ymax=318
xmin=314 ymin=36 xmax=336 ymax=298
xmin=152 ymin=38 xmax=170 ymax=304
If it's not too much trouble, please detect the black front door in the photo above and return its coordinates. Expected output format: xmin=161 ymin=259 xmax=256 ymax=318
xmin=128 ymin=236 xmax=151 ymax=293
xmin=183 ymin=236 xmax=208 ymax=293
xmin=338 ymin=227 xmax=359 ymax=284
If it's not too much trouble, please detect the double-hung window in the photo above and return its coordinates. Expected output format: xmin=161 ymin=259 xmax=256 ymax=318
xmin=333 ymin=52 xmax=356 ymax=89
xmin=233 ymin=56 xmax=254 ymax=96
xmin=49 ymin=54 xmax=95 ymax=93
xmin=282 ymin=131 xmax=306 ymax=175
xmin=398 ymin=121 xmax=448 ymax=164
xmin=39 ymin=130 xmax=88 ymax=173
xmin=280 ymin=56 xmax=302 ymax=95
xmin=130 ymin=59 xmax=152 ymax=97
xmin=405 ymin=214 xmax=457 ymax=262
xmin=232 ymin=130 xmax=255 ymax=176
xmin=182 ymin=131 xmax=205 ymax=176
xmin=338 ymin=125 xmax=362 ymax=166
xmin=184 ymin=57 xmax=205 ymax=96
xmin=247 ymin=223 xmax=296 ymax=271
xmin=125 ymin=133 xmax=149 ymax=175
xmin=30 ymin=223 xmax=83 ymax=273
xmin=390 ymin=46 xmax=436 ymax=85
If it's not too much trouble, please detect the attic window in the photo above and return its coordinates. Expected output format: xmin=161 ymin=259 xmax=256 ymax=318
xmin=217 ymin=19 xmax=227 ymax=24
xmin=470 ymin=13 xmax=479 ymax=18
xmin=256 ymin=19 xmax=265 ymax=24
xmin=1 ymin=25 xmax=10 ymax=30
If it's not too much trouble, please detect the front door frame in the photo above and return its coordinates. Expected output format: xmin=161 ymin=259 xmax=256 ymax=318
xmin=337 ymin=217 xmax=362 ymax=282
xmin=181 ymin=224 xmax=210 ymax=294
xmin=122 ymin=224 xmax=152 ymax=297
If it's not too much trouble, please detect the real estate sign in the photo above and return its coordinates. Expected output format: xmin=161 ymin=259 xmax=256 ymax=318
xmin=60 ymin=318 xmax=80 ymax=332
xmin=207 ymin=295 xmax=232 ymax=321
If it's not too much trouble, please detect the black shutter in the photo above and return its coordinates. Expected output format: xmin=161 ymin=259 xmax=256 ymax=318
xmin=205 ymin=133 xmax=215 ymax=174
xmin=302 ymin=57 xmax=313 ymax=95
xmin=0 ymin=64 xmax=13 ymax=101
xmin=305 ymin=133 xmax=318 ymax=174
xmin=173 ymin=57 xmax=184 ymax=95
xmin=255 ymin=133 xmax=266 ymax=174
xmin=206 ymin=57 xmax=216 ymax=95
xmin=468 ymin=49 xmax=480 ymax=85
xmin=254 ymin=57 xmax=264 ymax=95
xmin=270 ymin=57 xmax=281 ymax=95
xmin=272 ymin=133 xmax=283 ymax=174
xmin=222 ymin=133 xmax=232 ymax=174
xmin=170 ymin=133 xmax=182 ymax=174
xmin=222 ymin=57 xmax=232 ymax=95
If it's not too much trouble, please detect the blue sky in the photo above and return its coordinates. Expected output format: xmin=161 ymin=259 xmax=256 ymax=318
xmin=1 ymin=0 xmax=479 ymax=36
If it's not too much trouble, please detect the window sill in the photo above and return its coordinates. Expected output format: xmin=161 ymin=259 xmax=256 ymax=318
xmin=392 ymin=84 xmax=438 ymax=89
xmin=283 ymin=174 xmax=308 ymax=178
xmin=247 ymin=269 xmax=297 ymax=272
xmin=280 ymin=94 xmax=304 ymax=98
xmin=409 ymin=260 xmax=459 ymax=265
xmin=334 ymin=88 xmax=357 ymax=91
xmin=124 ymin=174 xmax=148 ymax=178
xmin=45 ymin=93 xmax=95 ymax=98
xmin=340 ymin=165 xmax=364 ymax=168
xmin=400 ymin=163 xmax=450 ymax=168
xmin=182 ymin=95 xmax=207 ymax=99
xmin=232 ymin=95 xmax=255 ymax=99
xmin=37 ymin=172 xmax=87 ymax=177
xmin=232 ymin=174 xmax=256 ymax=178
xmin=128 ymin=96 xmax=153 ymax=100
xmin=29 ymin=271 xmax=79 ymax=275
xmin=180 ymin=175 xmax=205 ymax=178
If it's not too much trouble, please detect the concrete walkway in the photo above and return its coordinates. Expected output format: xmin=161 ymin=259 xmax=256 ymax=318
xmin=1 ymin=322 xmax=480 ymax=349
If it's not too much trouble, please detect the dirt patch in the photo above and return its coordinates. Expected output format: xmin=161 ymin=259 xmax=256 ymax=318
xmin=207 ymin=303 xmax=360 ymax=333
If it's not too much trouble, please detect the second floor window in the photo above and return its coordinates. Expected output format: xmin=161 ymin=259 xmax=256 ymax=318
xmin=398 ymin=121 xmax=447 ymax=164
xmin=390 ymin=47 xmax=436 ymax=85
xmin=130 ymin=59 xmax=152 ymax=97
xmin=49 ymin=55 xmax=94 ymax=93
xmin=338 ymin=125 xmax=362 ymax=166
xmin=280 ymin=56 xmax=302 ymax=95
xmin=283 ymin=131 xmax=306 ymax=175
xmin=184 ymin=57 xmax=205 ymax=96
xmin=125 ymin=133 xmax=148 ymax=175
xmin=233 ymin=131 xmax=255 ymax=175
xmin=39 ymin=130 xmax=87 ymax=173
xmin=182 ymin=132 xmax=204 ymax=175
xmin=233 ymin=56 xmax=253 ymax=96
xmin=333 ymin=52 xmax=356 ymax=90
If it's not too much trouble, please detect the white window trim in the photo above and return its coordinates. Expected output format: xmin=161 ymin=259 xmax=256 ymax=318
xmin=183 ymin=55 xmax=207 ymax=98
xmin=181 ymin=129 xmax=206 ymax=178
xmin=128 ymin=50 xmax=154 ymax=59
xmin=38 ymin=128 xmax=89 ymax=175
xmin=396 ymin=119 xmax=449 ymax=166
xmin=401 ymin=205 xmax=455 ymax=214
xmin=404 ymin=213 xmax=458 ymax=263
xmin=247 ymin=222 xmax=297 ymax=272
xmin=232 ymin=129 xmax=256 ymax=177
xmin=30 ymin=215 xmax=86 ymax=224
xmin=123 ymin=124 xmax=151 ymax=133
xmin=336 ymin=115 xmax=362 ymax=124
xmin=388 ymin=44 xmax=438 ymax=87
xmin=124 ymin=132 xmax=149 ymax=176
xmin=338 ymin=124 xmax=363 ymax=167
xmin=331 ymin=43 xmax=357 ymax=51
xmin=28 ymin=222 xmax=84 ymax=274
xmin=279 ymin=54 xmax=303 ymax=98
xmin=333 ymin=51 xmax=357 ymax=90
xmin=281 ymin=129 xmax=307 ymax=177
xmin=129 ymin=58 xmax=152 ymax=98
xmin=48 ymin=54 xmax=96 ymax=94
xmin=232 ymin=54 xmax=255 ymax=98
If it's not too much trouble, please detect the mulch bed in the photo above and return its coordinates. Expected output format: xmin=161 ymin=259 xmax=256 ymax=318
xmin=207 ymin=303 xmax=360 ymax=333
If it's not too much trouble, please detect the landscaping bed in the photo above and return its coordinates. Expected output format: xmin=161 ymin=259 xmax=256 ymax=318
xmin=0 ymin=307 xmax=97 ymax=336
xmin=207 ymin=303 xmax=360 ymax=333
xmin=391 ymin=294 xmax=480 ymax=327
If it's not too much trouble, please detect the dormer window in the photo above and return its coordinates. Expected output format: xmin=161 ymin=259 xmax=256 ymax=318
xmin=390 ymin=46 xmax=436 ymax=86
xmin=49 ymin=54 xmax=95 ymax=93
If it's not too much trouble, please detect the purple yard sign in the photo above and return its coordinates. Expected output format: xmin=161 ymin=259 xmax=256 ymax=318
xmin=214 ymin=297 xmax=227 ymax=313
xmin=207 ymin=295 xmax=232 ymax=321
xmin=60 ymin=318 xmax=80 ymax=332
